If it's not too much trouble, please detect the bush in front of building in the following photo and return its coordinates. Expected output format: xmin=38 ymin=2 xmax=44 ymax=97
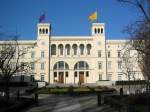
xmin=37 ymin=86 xmax=115 ymax=94
xmin=115 ymin=80 xmax=148 ymax=85
xmin=104 ymin=93 xmax=150 ymax=112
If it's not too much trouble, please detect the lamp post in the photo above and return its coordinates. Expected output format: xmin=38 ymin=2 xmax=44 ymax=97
xmin=49 ymin=25 xmax=51 ymax=84
xmin=105 ymin=35 xmax=108 ymax=80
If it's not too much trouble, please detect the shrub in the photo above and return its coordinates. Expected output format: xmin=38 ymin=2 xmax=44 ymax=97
xmin=115 ymin=80 xmax=148 ymax=85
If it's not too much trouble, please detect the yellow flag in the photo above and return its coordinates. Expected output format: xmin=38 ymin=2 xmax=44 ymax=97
xmin=88 ymin=11 xmax=97 ymax=21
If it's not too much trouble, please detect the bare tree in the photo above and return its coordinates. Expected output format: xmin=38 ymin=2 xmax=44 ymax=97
xmin=117 ymin=0 xmax=150 ymax=80
xmin=0 ymin=37 xmax=36 ymax=102
xmin=121 ymin=51 xmax=136 ymax=80
xmin=117 ymin=0 xmax=150 ymax=22
xmin=129 ymin=22 xmax=150 ymax=80
xmin=120 ymin=43 xmax=139 ymax=93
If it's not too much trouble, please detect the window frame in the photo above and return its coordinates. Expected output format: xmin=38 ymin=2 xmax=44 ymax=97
xmin=41 ymin=62 xmax=45 ymax=70
xmin=41 ymin=51 xmax=45 ymax=58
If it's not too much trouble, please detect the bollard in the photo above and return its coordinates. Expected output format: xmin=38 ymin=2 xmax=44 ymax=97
xmin=120 ymin=88 xmax=123 ymax=96
xmin=35 ymin=93 xmax=38 ymax=103
xmin=97 ymin=92 xmax=102 ymax=106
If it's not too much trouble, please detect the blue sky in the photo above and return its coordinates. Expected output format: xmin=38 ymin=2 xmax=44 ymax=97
xmin=0 ymin=0 xmax=142 ymax=40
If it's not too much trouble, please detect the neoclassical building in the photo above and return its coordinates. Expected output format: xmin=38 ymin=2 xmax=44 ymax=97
xmin=3 ymin=22 xmax=144 ymax=84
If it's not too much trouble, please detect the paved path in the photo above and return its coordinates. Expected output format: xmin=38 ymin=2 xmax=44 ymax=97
xmin=22 ymin=94 xmax=117 ymax=112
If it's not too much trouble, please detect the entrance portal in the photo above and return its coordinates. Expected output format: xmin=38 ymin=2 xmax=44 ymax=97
xmin=58 ymin=72 xmax=64 ymax=83
xmin=79 ymin=72 xmax=84 ymax=83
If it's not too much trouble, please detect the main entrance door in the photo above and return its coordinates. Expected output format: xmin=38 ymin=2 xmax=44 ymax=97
xmin=79 ymin=72 xmax=84 ymax=83
xmin=58 ymin=72 xmax=64 ymax=83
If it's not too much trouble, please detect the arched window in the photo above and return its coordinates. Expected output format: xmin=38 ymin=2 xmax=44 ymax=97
xmin=79 ymin=44 xmax=84 ymax=55
xmin=51 ymin=44 xmax=56 ymax=55
xmin=46 ymin=29 xmax=48 ymax=34
xmin=58 ymin=44 xmax=63 ymax=55
xmin=72 ymin=44 xmax=77 ymax=55
xmin=87 ymin=44 xmax=91 ymax=55
xmin=94 ymin=28 xmax=97 ymax=34
xmin=65 ymin=44 xmax=70 ymax=55
xmin=39 ymin=29 xmax=42 ymax=34
xmin=53 ymin=61 xmax=69 ymax=70
xmin=74 ymin=61 xmax=89 ymax=70
xmin=42 ymin=29 xmax=45 ymax=34
xmin=101 ymin=28 xmax=103 ymax=34
xmin=98 ymin=28 xmax=100 ymax=34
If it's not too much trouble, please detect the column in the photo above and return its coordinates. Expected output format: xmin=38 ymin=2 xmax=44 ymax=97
xmin=63 ymin=45 xmax=65 ymax=56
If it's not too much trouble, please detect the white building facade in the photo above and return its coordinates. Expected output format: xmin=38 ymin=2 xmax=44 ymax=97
xmin=3 ymin=22 xmax=144 ymax=84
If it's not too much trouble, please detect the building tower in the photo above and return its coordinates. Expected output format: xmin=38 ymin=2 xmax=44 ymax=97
xmin=91 ymin=23 xmax=107 ymax=81
xmin=37 ymin=23 xmax=51 ymax=83
xmin=38 ymin=23 xmax=51 ymax=39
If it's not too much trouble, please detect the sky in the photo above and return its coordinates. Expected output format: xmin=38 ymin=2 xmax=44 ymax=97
xmin=0 ymin=0 xmax=142 ymax=40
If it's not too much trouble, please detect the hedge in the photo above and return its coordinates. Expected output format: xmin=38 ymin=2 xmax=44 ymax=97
xmin=0 ymin=82 xmax=28 ymax=87
xmin=115 ymin=80 xmax=149 ymax=85
xmin=37 ymin=86 xmax=115 ymax=94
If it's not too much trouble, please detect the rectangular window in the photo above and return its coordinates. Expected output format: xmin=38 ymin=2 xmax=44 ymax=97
xmin=21 ymin=62 xmax=27 ymax=70
xmin=86 ymin=71 xmax=89 ymax=77
xmin=41 ymin=51 xmax=45 ymax=58
xmin=41 ymin=74 xmax=44 ymax=81
xmin=98 ymin=50 xmax=101 ymax=57
xmin=118 ymin=51 xmax=121 ymax=58
xmin=107 ymin=74 xmax=112 ymax=81
xmin=30 ymin=62 xmax=35 ymax=70
xmin=98 ymin=61 xmax=102 ymax=69
xmin=66 ymin=72 xmax=68 ymax=77
xmin=31 ymin=51 xmax=35 ymax=58
xmin=118 ymin=61 xmax=122 ymax=69
xmin=99 ymin=74 xmax=102 ymax=80
xmin=41 ymin=62 xmax=45 ymax=70
xmin=107 ymin=61 xmax=112 ymax=69
xmin=74 ymin=72 xmax=77 ymax=77
xmin=118 ymin=74 xmax=122 ymax=81
xmin=107 ymin=51 xmax=111 ymax=58
xmin=54 ymin=72 xmax=57 ymax=77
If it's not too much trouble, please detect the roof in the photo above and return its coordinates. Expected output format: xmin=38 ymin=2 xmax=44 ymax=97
xmin=106 ymin=39 xmax=128 ymax=44
xmin=51 ymin=36 xmax=92 ymax=41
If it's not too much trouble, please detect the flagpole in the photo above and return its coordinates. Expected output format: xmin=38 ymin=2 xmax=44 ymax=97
xmin=105 ymin=32 xmax=108 ymax=80
xmin=49 ymin=25 xmax=51 ymax=84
